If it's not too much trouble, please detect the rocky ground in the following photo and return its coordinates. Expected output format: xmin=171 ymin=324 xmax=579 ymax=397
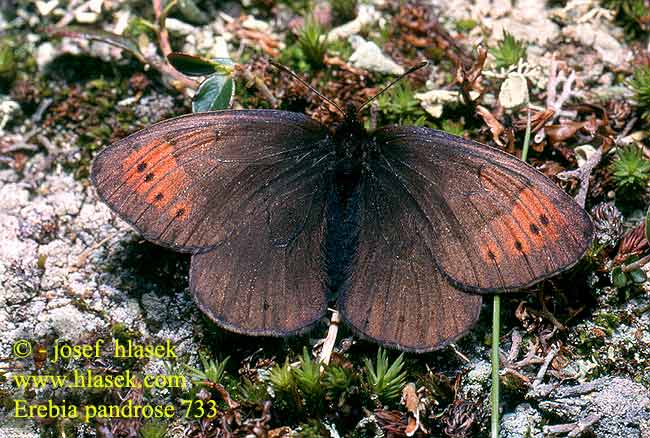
xmin=1 ymin=0 xmax=650 ymax=437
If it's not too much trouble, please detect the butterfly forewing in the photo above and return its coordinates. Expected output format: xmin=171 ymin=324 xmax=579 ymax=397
xmin=338 ymin=163 xmax=482 ymax=352
xmin=91 ymin=110 xmax=332 ymax=253
xmin=373 ymin=126 xmax=594 ymax=293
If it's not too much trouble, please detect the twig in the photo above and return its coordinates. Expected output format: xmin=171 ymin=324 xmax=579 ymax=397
xmin=238 ymin=66 xmax=278 ymax=108
xmin=556 ymin=146 xmax=603 ymax=208
xmin=532 ymin=345 xmax=558 ymax=389
xmin=535 ymin=58 xmax=578 ymax=143
xmin=622 ymin=254 xmax=650 ymax=273
xmin=449 ymin=343 xmax=470 ymax=364
xmin=543 ymin=414 xmax=602 ymax=437
xmin=153 ymin=0 xmax=174 ymax=57
xmin=506 ymin=329 xmax=523 ymax=363
xmin=56 ymin=0 xmax=92 ymax=27
xmin=33 ymin=98 xmax=53 ymax=122
xmin=75 ymin=233 xmax=119 ymax=267
xmin=615 ymin=116 xmax=638 ymax=145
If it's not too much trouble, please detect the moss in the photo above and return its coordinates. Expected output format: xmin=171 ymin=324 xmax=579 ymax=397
xmin=455 ymin=18 xmax=478 ymax=33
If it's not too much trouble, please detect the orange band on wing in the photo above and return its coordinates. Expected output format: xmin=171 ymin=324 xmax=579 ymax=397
xmin=121 ymin=140 xmax=191 ymax=219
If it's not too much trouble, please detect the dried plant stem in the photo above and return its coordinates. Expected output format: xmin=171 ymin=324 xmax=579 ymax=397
xmin=153 ymin=0 xmax=174 ymax=57
xmin=319 ymin=310 xmax=341 ymax=369
xmin=151 ymin=0 xmax=197 ymax=92
xmin=556 ymin=146 xmax=603 ymax=208
xmin=622 ymin=254 xmax=650 ymax=272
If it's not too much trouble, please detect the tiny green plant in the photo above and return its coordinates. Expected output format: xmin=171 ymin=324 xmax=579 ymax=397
xmin=629 ymin=65 xmax=650 ymax=121
xmin=186 ymin=354 xmax=229 ymax=386
xmin=294 ymin=348 xmax=324 ymax=411
xmin=269 ymin=359 xmax=295 ymax=395
xmin=490 ymin=31 xmax=527 ymax=69
xmin=239 ymin=378 xmax=269 ymax=405
xmin=323 ymin=364 xmax=354 ymax=407
xmin=364 ymin=348 xmax=407 ymax=405
xmin=610 ymin=144 xmax=650 ymax=201
xmin=297 ymin=15 xmax=329 ymax=69
xmin=376 ymin=82 xmax=427 ymax=125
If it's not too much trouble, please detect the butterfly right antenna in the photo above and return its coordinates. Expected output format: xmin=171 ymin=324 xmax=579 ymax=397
xmin=269 ymin=60 xmax=345 ymax=116
xmin=358 ymin=61 xmax=429 ymax=113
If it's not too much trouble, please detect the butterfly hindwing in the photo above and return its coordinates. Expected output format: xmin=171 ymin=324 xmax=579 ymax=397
xmin=189 ymin=173 xmax=332 ymax=336
xmin=338 ymin=163 xmax=482 ymax=352
xmin=91 ymin=110 xmax=333 ymax=253
xmin=372 ymin=126 xmax=594 ymax=293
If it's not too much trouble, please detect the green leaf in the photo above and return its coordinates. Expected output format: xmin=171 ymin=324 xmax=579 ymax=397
xmin=630 ymin=268 xmax=647 ymax=284
xmin=176 ymin=0 xmax=210 ymax=24
xmin=192 ymin=74 xmax=234 ymax=112
xmin=47 ymin=26 xmax=145 ymax=63
xmin=167 ymin=52 xmax=234 ymax=76
xmin=612 ymin=266 xmax=629 ymax=288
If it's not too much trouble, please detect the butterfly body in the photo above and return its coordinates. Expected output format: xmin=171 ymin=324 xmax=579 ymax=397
xmin=92 ymin=107 xmax=593 ymax=352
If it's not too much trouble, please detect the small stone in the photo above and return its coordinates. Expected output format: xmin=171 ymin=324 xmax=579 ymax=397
xmin=35 ymin=42 xmax=56 ymax=71
xmin=415 ymin=89 xmax=479 ymax=118
xmin=165 ymin=18 xmax=196 ymax=35
xmin=348 ymin=36 xmax=403 ymax=75
xmin=562 ymin=23 xmax=631 ymax=66
xmin=539 ymin=377 xmax=650 ymax=438
xmin=327 ymin=4 xmax=380 ymax=41
xmin=498 ymin=73 xmax=529 ymax=109
xmin=74 ymin=11 xmax=100 ymax=24
xmin=35 ymin=0 xmax=58 ymax=16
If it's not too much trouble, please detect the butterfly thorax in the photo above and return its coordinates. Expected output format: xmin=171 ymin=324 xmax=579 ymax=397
xmin=331 ymin=106 xmax=370 ymax=200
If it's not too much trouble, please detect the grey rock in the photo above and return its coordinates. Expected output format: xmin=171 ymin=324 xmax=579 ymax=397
xmin=501 ymin=403 xmax=542 ymax=438
xmin=539 ymin=377 xmax=650 ymax=438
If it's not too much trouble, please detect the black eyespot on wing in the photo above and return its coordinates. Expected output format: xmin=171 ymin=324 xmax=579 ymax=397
xmin=91 ymin=110 xmax=334 ymax=253
xmin=371 ymin=125 xmax=593 ymax=293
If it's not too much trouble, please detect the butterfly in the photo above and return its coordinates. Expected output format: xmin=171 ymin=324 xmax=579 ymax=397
xmin=91 ymin=63 xmax=593 ymax=352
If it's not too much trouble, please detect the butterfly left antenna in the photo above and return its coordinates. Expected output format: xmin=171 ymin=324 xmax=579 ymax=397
xmin=269 ymin=60 xmax=345 ymax=116
xmin=358 ymin=61 xmax=429 ymax=112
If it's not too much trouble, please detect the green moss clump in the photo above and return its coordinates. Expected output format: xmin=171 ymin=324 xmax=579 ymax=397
xmin=296 ymin=15 xmax=330 ymax=70
xmin=610 ymin=145 xmax=650 ymax=205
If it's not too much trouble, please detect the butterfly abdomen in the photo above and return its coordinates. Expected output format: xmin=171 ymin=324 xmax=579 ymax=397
xmin=323 ymin=188 xmax=360 ymax=299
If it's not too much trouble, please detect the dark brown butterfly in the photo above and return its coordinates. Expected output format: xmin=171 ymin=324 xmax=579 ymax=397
xmin=91 ymin=65 xmax=593 ymax=352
